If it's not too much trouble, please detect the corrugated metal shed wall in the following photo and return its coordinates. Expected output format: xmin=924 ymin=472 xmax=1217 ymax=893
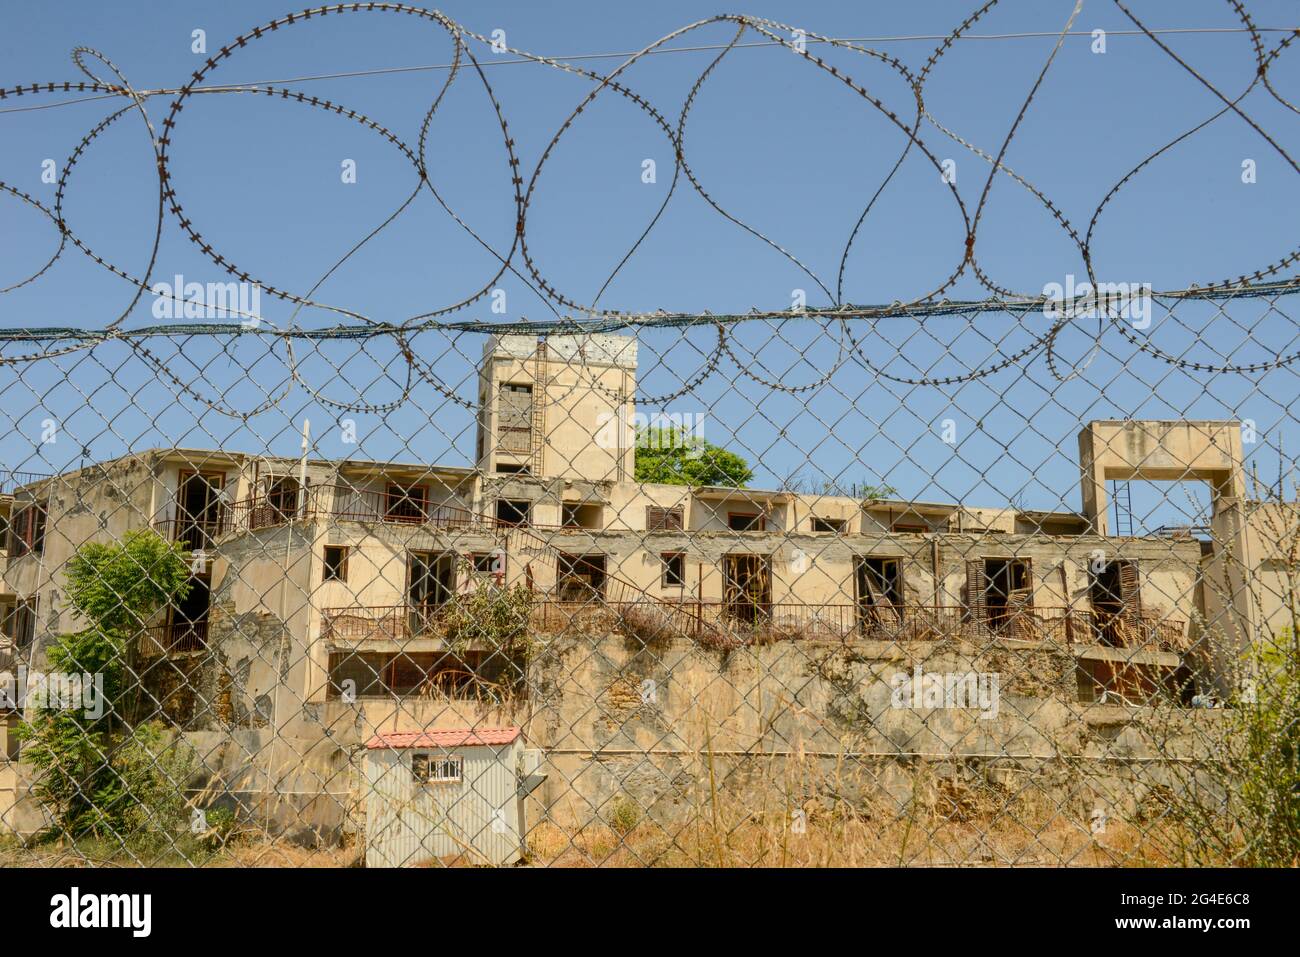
xmin=365 ymin=740 xmax=523 ymax=867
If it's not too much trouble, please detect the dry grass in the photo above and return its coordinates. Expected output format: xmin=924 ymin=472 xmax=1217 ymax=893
xmin=0 ymin=806 xmax=1204 ymax=868
xmin=0 ymin=752 xmax=1227 ymax=868
xmin=522 ymin=802 xmax=1192 ymax=868
xmin=0 ymin=832 xmax=363 ymax=868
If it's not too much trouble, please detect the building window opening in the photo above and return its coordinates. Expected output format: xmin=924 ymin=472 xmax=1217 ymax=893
xmin=496 ymin=499 xmax=531 ymax=527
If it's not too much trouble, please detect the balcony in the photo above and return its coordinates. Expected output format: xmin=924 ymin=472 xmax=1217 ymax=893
xmin=322 ymin=598 xmax=1187 ymax=653
xmin=152 ymin=517 xmax=225 ymax=552
xmin=137 ymin=620 xmax=208 ymax=656
xmin=222 ymin=484 xmax=594 ymax=536
xmin=223 ymin=485 xmax=482 ymax=535
xmin=0 ymin=470 xmax=51 ymax=496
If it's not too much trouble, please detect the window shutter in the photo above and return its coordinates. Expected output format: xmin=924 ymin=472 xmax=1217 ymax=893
xmin=6 ymin=509 xmax=23 ymax=557
xmin=30 ymin=504 xmax=45 ymax=555
xmin=966 ymin=560 xmax=988 ymax=623
xmin=647 ymin=506 xmax=683 ymax=531
xmin=1009 ymin=559 xmax=1034 ymax=611
xmin=1118 ymin=561 xmax=1141 ymax=623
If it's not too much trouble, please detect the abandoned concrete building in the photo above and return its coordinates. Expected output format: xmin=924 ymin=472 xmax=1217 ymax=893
xmin=0 ymin=332 xmax=1290 ymax=839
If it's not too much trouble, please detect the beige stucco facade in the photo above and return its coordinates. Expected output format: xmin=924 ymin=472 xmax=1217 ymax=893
xmin=0 ymin=334 xmax=1294 ymax=839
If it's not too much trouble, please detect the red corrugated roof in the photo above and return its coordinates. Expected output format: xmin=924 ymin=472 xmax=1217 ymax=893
xmin=365 ymin=727 xmax=522 ymax=750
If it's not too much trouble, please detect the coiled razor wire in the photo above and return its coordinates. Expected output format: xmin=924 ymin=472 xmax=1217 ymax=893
xmin=0 ymin=2 xmax=1298 ymax=415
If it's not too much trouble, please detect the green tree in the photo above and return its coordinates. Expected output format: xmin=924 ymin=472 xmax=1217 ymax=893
xmin=19 ymin=529 xmax=194 ymax=843
xmin=634 ymin=428 xmax=752 ymax=488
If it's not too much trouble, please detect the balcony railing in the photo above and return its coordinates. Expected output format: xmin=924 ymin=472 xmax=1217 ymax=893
xmin=137 ymin=620 xmax=208 ymax=655
xmin=152 ymin=517 xmax=225 ymax=552
xmin=221 ymin=484 xmax=593 ymax=535
xmin=331 ymin=486 xmax=480 ymax=528
xmin=220 ymin=484 xmax=485 ymax=535
xmin=0 ymin=469 xmax=52 ymax=496
xmin=322 ymin=598 xmax=1187 ymax=652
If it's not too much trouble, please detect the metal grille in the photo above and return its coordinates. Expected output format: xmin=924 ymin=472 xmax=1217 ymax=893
xmin=0 ymin=2 xmax=1298 ymax=868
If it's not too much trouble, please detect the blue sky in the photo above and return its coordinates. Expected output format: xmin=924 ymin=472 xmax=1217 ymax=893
xmin=1 ymin=0 xmax=1298 ymax=528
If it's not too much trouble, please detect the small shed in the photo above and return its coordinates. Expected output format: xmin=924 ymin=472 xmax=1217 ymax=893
xmin=363 ymin=726 xmax=542 ymax=867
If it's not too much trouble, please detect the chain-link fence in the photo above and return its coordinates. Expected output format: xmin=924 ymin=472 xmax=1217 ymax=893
xmin=1 ymin=2 xmax=1298 ymax=868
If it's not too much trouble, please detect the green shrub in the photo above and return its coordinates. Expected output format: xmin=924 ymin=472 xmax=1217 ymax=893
xmin=440 ymin=574 xmax=537 ymax=695
xmin=609 ymin=796 xmax=640 ymax=836
xmin=18 ymin=530 xmax=194 ymax=846
xmin=1236 ymin=636 xmax=1300 ymax=865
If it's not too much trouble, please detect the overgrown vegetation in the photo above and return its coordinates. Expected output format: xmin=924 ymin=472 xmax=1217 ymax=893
xmin=1152 ymin=630 xmax=1300 ymax=866
xmin=440 ymin=567 xmax=539 ymax=696
xmin=608 ymin=795 xmax=641 ymax=836
xmin=17 ymin=529 xmax=198 ymax=849
xmin=1150 ymin=479 xmax=1300 ymax=867
xmin=1238 ymin=636 xmax=1300 ymax=864
xmin=634 ymin=427 xmax=752 ymax=488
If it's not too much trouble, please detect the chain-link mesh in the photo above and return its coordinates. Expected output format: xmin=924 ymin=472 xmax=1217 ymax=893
xmin=1 ymin=2 xmax=1298 ymax=868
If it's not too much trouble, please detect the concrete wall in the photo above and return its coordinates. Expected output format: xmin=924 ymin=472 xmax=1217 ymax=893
xmin=478 ymin=333 xmax=638 ymax=482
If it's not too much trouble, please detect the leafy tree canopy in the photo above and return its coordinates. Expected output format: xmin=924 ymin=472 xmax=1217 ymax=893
xmin=64 ymin=528 xmax=193 ymax=634
xmin=634 ymin=428 xmax=752 ymax=488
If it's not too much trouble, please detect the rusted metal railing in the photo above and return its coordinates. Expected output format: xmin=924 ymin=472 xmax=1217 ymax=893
xmin=137 ymin=620 xmax=208 ymax=656
xmin=321 ymin=597 xmax=1186 ymax=652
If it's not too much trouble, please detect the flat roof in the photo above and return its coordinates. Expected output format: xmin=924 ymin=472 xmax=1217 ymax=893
xmin=693 ymin=486 xmax=791 ymax=501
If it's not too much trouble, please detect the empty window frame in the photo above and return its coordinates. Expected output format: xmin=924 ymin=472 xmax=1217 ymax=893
xmin=562 ymin=502 xmax=602 ymax=529
xmin=495 ymin=462 xmax=530 ymax=475
xmin=323 ymin=545 xmax=349 ymax=582
xmin=661 ymin=552 xmax=686 ymax=587
xmin=256 ymin=476 xmax=301 ymax=527
xmin=891 ymin=522 xmax=928 ymax=534
xmin=1089 ymin=559 xmax=1141 ymax=646
xmin=723 ymin=554 xmax=771 ymax=623
xmin=727 ymin=512 xmax=765 ymax=532
xmin=471 ymin=552 xmax=505 ymax=578
xmin=6 ymin=501 xmax=46 ymax=558
xmin=646 ymin=505 xmax=684 ymax=531
xmin=327 ymin=650 xmax=489 ymax=699
xmin=164 ymin=574 xmax=210 ymax=652
xmin=811 ymin=516 xmax=847 ymax=533
xmin=967 ymin=558 xmax=1033 ymax=631
xmin=557 ymin=553 xmax=607 ymax=600
xmin=495 ymin=498 xmax=531 ymax=527
xmin=857 ymin=557 xmax=903 ymax=607
xmin=412 ymin=753 xmax=463 ymax=783
xmin=408 ymin=552 xmax=456 ymax=617
xmin=385 ymin=484 xmax=428 ymax=523
xmin=175 ymin=471 xmax=226 ymax=549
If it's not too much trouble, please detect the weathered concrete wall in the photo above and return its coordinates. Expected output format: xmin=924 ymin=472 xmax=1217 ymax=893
xmin=517 ymin=630 xmax=1209 ymax=828
xmin=5 ymin=455 xmax=157 ymax=664
xmin=1 ymin=623 xmax=1227 ymax=847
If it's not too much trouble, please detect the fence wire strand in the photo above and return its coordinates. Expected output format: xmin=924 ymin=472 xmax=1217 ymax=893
xmin=1 ymin=2 xmax=1298 ymax=868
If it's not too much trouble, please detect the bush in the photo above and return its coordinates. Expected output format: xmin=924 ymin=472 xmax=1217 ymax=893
xmin=609 ymin=796 xmax=641 ymax=836
xmin=18 ymin=530 xmax=195 ymax=846
xmin=440 ymin=574 xmax=537 ymax=694
xmin=1237 ymin=637 xmax=1300 ymax=865
xmin=1154 ymin=630 xmax=1300 ymax=866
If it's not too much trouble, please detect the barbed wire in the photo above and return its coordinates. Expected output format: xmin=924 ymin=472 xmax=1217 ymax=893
xmin=0 ymin=1 xmax=1297 ymax=413
xmin=2 ymin=4 xmax=1300 ymax=873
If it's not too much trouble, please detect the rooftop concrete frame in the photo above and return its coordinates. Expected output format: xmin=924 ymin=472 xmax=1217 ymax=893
xmin=1078 ymin=420 xmax=1245 ymax=536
